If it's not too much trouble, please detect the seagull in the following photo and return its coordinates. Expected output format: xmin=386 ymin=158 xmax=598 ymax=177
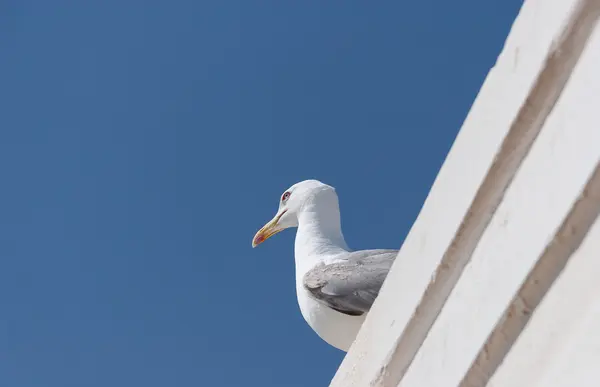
xmin=252 ymin=180 xmax=397 ymax=351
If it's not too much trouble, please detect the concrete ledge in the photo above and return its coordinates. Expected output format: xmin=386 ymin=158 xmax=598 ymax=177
xmin=462 ymin=21 xmax=600 ymax=386
xmin=331 ymin=0 xmax=600 ymax=386
xmin=488 ymin=201 xmax=600 ymax=387
xmin=400 ymin=16 xmax=600 ymax=386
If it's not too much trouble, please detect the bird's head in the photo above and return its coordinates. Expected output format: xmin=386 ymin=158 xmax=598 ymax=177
xmin=252 ymin=179 xmax=337 ymax=248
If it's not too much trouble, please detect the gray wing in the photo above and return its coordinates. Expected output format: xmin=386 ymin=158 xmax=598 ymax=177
xmin=303 ymin=249 xmax=397 ymax=316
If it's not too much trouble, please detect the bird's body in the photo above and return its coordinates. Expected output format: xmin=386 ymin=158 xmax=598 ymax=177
xmin=253 ymin=180 xmax=397 ymax=351
xmin=294 ymin=224 xmax=366 ymax=351
xmin=295 ymin=277 xmax=366 ymax=351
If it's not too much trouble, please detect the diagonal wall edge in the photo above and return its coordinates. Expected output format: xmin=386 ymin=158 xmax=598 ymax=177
xmin=460 ymin=155 xmax=600 ymax=387
xmin=373 ymin=1 xmax=600 ymax=386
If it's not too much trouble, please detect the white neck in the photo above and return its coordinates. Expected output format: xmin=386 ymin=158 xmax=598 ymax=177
xmin=294 ymin=199 xmax=349 ymax=274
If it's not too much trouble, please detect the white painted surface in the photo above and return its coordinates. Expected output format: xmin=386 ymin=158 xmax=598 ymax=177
xmin=487 ymin=221 xmax=600 ymax=387
xmin=398 ymin=21 xmax=600 ymax=387
xmin=487 ymin=27 xmax=600 ymax=387
xmin=332 ymin=0 xmax=564 ymax=383
xmin=331 ymin=0 xmax=600 ymax=385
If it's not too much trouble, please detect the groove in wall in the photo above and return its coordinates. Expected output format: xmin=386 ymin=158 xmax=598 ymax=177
xmin=459 ymin=163 xmax=600 ymax=387
xmin=372 ymin=1 xmax=600 ymax=386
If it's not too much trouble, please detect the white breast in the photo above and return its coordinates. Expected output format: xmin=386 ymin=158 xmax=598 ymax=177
xmin=296 ymin=282 xmax=365 ymax=351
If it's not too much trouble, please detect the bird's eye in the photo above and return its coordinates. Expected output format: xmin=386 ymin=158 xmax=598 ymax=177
xmin=281 ymin=192 xmax=291 ymax=202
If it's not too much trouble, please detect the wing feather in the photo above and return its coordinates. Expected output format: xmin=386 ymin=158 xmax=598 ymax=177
xmin=303 ymin=250 xmax=397 ymax=316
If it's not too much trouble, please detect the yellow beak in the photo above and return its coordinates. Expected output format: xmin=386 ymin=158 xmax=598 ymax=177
xmin=252 ymin=210 xmax=286 ymax=248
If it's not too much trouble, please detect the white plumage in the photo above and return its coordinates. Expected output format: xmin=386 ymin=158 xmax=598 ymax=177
xmin=253 ymin=180 xmax=396 ymax=351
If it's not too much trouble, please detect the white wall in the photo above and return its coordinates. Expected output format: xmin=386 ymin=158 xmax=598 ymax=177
xmin=331 ymin=0 xmax=600 ymax=386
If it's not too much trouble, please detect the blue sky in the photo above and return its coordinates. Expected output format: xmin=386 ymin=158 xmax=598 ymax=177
xmin=1 ymin=1 xmax=523 ymax=386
